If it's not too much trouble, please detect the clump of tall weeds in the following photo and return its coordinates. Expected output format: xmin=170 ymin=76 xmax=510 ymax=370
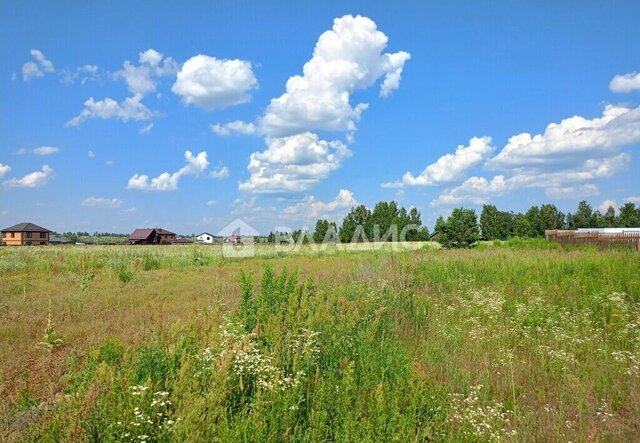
xmin=37 ymin=300 xmax=64 ymax=352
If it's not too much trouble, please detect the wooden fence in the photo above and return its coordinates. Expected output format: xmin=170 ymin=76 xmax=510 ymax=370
xmin=545 ymin=230 xmax=640 ymax=251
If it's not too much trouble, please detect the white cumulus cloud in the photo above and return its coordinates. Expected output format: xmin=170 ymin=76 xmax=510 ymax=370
xmin=259 ymin=14 xmax=410 ymax=137
xmin=81 ymin=197 xmax=123 ymax=208
xmin=209 ymin=165 xmax=230 ymax=179
xmin=487 ymin=104 xmax=640 ymax=169
xmin=33 ymin=146 xmax=59 ymax=155
xmin=598 ymin=199 xmax=618 ymax=213
xmin=114 ymin=49 xmax=177 ymax=96
xmin=432 ymin=154 xmax=629 ymax=206
xmin=3 ymin=165 xmax=54 ymax=188
xmin=220 ymin=15 xmax=409 ymax=193
xmin=210 ymin=120 xmax=258 ymax=136
xmin=172 ymin=55 xmax=257 ymax=110
xmin=545 ymin=184 xmax=600 ymax=199
xmin=239 ymin=132 xmax=351 ymax=193
xmin=59 ymin=64 xmax=100 ymax=85
xmin=0 ymin=164 xmax=11 ymax=177
xmin=610 ymin=71 xmax=640 ymax=93
xmin=66 ymin=93 xmax=154 ymax=126
xmin=282 ymin=189 xmax=357 ymax=223
xmin=127 ymin=151 xmax=209 ymax=191
xmin=21 ymin=49 xmax=55 ymax=81
xmin=383 ymin=136 xmax=494 ymax=188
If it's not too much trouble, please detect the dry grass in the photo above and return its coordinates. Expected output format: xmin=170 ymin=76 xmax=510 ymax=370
xmin=0 ymin=244 xmax=638 ymax=441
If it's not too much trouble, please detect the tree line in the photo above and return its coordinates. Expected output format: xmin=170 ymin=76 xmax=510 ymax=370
xmin=265 ymin=199 xmax=640 ymax=248
xmin=268 ymin=201 xmax=430 ymax=244
xmin=434 ymin=200 xmax=640 ymax=248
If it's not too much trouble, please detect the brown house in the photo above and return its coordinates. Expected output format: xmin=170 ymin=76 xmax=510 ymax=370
xmin=156 ymin=228 xmax=176 ymax=243
xmin=1 ymin=222 xmax=51 ymax=246
xmin=128 ymin=228 xmax=177 ymax=245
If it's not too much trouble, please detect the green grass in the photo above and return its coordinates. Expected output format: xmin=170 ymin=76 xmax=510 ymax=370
xmin=0 ymin=244 xmax=638 ymax=441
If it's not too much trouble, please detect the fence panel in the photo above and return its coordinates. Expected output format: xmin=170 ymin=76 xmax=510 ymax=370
xmin=545 ymin=230 xmax=640 ymax=251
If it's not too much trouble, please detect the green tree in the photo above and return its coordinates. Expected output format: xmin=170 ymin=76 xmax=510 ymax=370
xmin=434 ymin=216 xmax=446 ymax=236
xmin=313 ymin=219 xmax=337 ymax=243
xmin=479 ymin=205 xmax=503 ymax=240
xmin=405 ymin=207 xmax=429 ymax=241
xmin=603 ymin=206 xmax=617 ymax=227
xmin=567 ymin=200 xmax=595 ymax=229
xmin=479 ymin=204 xmax=514 ymax=240
xmin=525 ymin=206 xmax=544 ymax=237
xmin=617 ymin=202 xmax=640 ymax=227
xmin=339 ymin=205 xmax=372 ymax=243
xmin=438 ymin=208 xmax=479 ymax=248
xmin=512 ymin=214 xmax=534 ymax=237
xmin=370 ymin=201 xmax=399 ymax=240
xmin=409 ymin=207 xmax=422 ymax=226
xmin=539 ymin=204 xmax=565 ymax=231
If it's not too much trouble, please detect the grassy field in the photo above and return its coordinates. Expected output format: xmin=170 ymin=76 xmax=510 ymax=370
xmin=0 ymin=243 xmax=639 ymax=441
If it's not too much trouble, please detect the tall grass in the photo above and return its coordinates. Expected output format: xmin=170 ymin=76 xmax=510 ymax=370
xmin=0 ymin=246 xmax=638 ymax=441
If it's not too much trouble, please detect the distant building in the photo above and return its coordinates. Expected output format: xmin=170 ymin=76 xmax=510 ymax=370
xmin=128 ymin=228 xmax=190 ymax=245
xmin=224 ymin=234 xmax=242 ymax=244
xmin=49 ymin=235 xmax=72 ymax=245
xmin=196 ymin=232 xmax=215 ymax=244
xmin=1 ymin=222 xmax=51 ymax=246
xmin=156 ymin=228 xmax=176 ymax=243
xmin=128 ymin=228 xmax=160 ymax=245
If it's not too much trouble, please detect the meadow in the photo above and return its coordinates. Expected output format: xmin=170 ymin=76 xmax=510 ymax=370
xmin=0 ymin=243 xmax=639 ymax=442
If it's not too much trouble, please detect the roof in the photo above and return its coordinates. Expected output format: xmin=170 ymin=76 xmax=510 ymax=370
xmin=2 ymin=222 xmax=51 ymax=233
xmin=156 ymin=228 xmax=176 ymax=235
xmin=128 ymin=228 xmax=156 ymax=240
xmin=197 ymin=232 xmax=214 ymax=237
xmin=49 ymin=236 xmax=72 ymax=243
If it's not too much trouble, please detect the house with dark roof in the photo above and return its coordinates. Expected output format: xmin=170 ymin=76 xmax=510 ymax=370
xmin=128 ymin=228 xmax=180 ymax=245
xmin=155 ymin=228 xmax=176 ymax=243
xmin=1 ymin=222 xmax=51 ymax=246
xmin=128 ymin=228 xmax=160 ymax=245
xmin=49 ymin=236 xmax=73 ymax=245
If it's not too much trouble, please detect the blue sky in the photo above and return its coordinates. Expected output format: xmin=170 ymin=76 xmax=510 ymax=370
xmin=1 ymin=0 xmax=639 ymax=234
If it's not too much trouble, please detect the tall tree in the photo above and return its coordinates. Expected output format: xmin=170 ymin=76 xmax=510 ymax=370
xmin=339 ymin=205 xmax=372 ymax=243
xmin=617 ymin=203 xmax=640 ymax=227
xmin=603 ymin=206 xmax=617 ymax=227
xmin=405 ymin=207 xmax=428 ymax=241
xmin=480 ymin=204 xmax=513 ymax=240
xmin=409 ymin=207 xmax=422 ymax=226
xmin=313 ymin=219 xmax=337 ymax=243
xmin=480 ymin=205 xmax=501 ymax=240
xmin=539 ymin=204 xmax=565 ymax=231
xmin=513 ymin=214 xmax=534 ymax=237
xmin=525 ymin=206 xmax=543 ymax=237
xmin=567 ymin=200 xmax=595 ymax=229
xmin=434 ymin=216 xmax=446 ymax=236
xmin=438 ymin=208 xmax=479 ymax=248
xmin=370 ymin=201 xmax=399 ymax=240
